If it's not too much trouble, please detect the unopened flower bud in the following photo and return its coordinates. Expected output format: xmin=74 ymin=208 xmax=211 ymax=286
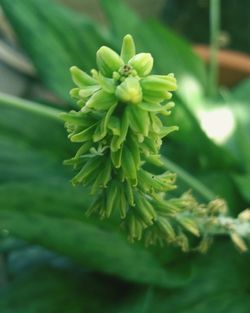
xmin=96 ymin=46 xmax=124 ymax=77
xmin=238 ymin=209 xmax=250 ymax=222
xmin=208 ymin=198 xmax=227 ymax=215
xmin=86 ymin=90 xmax=117 ymax=111
xmin=70 ymin=66 xmax=97 ymax=88
xmin=178 ymin=217 xmax=200 ymax=237
xmin=141 ymin=74 xmax=177 ymax=92
xmin=112 ymin=71 xmax=121 ymax=81
xmin=129 ymin=53 xmax=153 ymax=77
xmin=157 ymin=217 xmax=175 ymax=240
xmin=121 ymin=34 xmax=136 ymax=63
xmin=78 ymin=85 xmax=100 ymax=98
xmin=142 ymin=89 xmax=172 ymax=104
xmin=230 ymin=232 xmax=248 ymax=252
xmin=196 ymin=237 xmax=213 ymax=254
xmin=115 ymin=77 xmax=142 ymax=105
xmin=70 ymin=88 xmax=80 ymax=99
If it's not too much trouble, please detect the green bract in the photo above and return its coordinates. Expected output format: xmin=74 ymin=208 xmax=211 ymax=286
xmin=62 ymin=34 xmax=229 ymax=250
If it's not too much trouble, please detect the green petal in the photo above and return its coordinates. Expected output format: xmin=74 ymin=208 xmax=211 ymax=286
xmin=121 ymin=34 xmax=136 ymax=63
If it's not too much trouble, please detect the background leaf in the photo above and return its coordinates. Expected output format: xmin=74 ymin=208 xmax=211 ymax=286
xmin=0 ymin=266 xmax=120 ymax=313
xmin=229 ymin=80 xmax=250 ymax=205
xmin=0 ymin=268 xmax=84 ymax=313
xmin=0 ymin=209 xmax=191 ymax=288
xmin=118 ymin=242 xmax=250 ymax=313
xmin=0 ymin=0 xmax=107 ymax=102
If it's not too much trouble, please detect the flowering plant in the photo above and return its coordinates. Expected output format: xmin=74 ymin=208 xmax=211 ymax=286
xmin=62 ymin=34 xmax=249 ymax=251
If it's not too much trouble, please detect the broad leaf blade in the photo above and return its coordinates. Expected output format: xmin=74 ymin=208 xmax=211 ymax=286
xmin=118 ymin=243 xmax=250 ymax=313
xmin=0 ymin=269 xmax=81 ymax=312
xmin=0 ymin=0 xmax=107 ymax=101
xmin=0 ymin=210 xmax=191 ymax=288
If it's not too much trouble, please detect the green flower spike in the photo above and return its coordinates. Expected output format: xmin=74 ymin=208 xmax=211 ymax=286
xmin=62 ymin=34 xmax=249 ymax=251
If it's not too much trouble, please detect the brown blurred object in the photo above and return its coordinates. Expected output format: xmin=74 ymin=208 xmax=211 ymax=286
xmin=194 ymin=44 xmax=250 ymax=87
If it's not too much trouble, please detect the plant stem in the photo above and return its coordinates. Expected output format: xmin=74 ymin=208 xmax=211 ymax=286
xmin=162 ymin=157 xmax=216 ymax=202
xmin=206 ymin=216 xmax=250 ymax=238
xmin=209 ymin=0 xmax=220 ymax=97
xmin=0 ymin=92 xmax=62 ymax=121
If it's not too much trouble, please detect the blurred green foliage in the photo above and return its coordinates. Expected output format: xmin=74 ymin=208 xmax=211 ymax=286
xmin=162 ymin=0 xmax=250 ymax=53
xmin=0 ymin=0 xmax=249 ymax=312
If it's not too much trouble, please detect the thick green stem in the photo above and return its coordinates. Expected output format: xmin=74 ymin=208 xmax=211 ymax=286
xmin=208 ymin=0 xmax=220 ymax=97
xmin=0 ymin=92 xmax=61 ymax=121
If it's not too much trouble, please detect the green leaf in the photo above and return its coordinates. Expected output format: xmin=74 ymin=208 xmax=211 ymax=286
xmin=197 ymin=171 xmax=242 ymax=214
xmin=232 ymin=79 xmax=250 ymax=102
xmin=0 ymin=268 xmax=84 ymax=313
xmin=0 ymin=210 xmax=190 ymax=288
xmin=0 ymin=0 xmax=107 ymax=101
xmin=230 ymin=80 xmax=250 ymax=172
xmin=0 ymin=136 xmax=66 ymax=183
xmin=0 ymin=181 xmax=91 ymax=220
xmin=233 ymin=174 xmax=250 ymax=204
xmin=147 ymin=20 xmax=206 ymax=102
xmin=223 ymin=80 xmax=250 ymax=204
xmin=118 ymin=243 xmax=250 ymax=313
xmin=0 ymin=95 xmax=70 ymax=159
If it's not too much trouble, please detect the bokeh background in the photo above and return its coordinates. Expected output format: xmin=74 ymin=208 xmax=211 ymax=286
xmin=0 ymin=0 xmax=250 ymax=312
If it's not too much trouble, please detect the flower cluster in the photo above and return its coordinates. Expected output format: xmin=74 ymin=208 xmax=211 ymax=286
xmin=62 ymin=34 xmax=237 ymax=251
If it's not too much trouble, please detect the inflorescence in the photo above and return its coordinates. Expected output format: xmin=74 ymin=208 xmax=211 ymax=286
xmin=61 ymin=34 xmax=250 ymax=252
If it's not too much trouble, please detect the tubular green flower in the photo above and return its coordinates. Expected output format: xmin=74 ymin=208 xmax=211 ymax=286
xmin=115 ymin=77 xmax=142 ymax=105
xmin=70 ymin=66 xmax=97 ymax=87
xmin=86 ymin=90 xmax=117 ymax=111
xmin=141 ymin=75 xmax=177 ymax=92
xmin=120 ymin=34 xmax=136 ymax=63
xmin=96 ymin=46 xmax=124 ymax=77
xmin=62 ymin=34 xmax=245 ymax=251
xmin=128 ymin=53 xmax=153 ymax=77
xmin=140 ymin=75 xmax=177 ymax=104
